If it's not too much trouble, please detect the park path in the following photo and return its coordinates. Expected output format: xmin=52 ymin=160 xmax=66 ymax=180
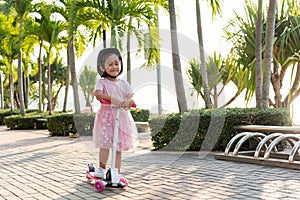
xmin=1 ymin=126 xmax=300 ymax=199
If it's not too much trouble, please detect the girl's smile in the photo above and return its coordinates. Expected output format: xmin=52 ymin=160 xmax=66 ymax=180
xmin=103 ymin=54 xmax=121 ymax=78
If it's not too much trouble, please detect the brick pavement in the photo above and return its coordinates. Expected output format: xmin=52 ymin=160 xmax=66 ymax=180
xmin=1 ymin=125 xmax=300 ymax=200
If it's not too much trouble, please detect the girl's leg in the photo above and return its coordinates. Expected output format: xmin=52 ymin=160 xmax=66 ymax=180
xmin=116 ymin=151 xmax=122 ymax=173
xmin=99 ymin=148 xmax=109 ymax=169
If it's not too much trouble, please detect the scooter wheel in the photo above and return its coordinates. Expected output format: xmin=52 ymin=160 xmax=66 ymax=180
xmin=120 ymin=177 xmax=129 ymax=187
xmin=94 ymin=180 xmax=105 ymax=191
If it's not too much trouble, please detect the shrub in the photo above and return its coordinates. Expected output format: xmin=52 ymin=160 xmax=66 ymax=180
xmin=4 ymin=111 xmax=48 ymax=130
xmin=0 ymin=109 xmax=19 ymax=125
xmin=47 ymin=108 xmax=150 ymax=136
xmin=0 ymin=109 xmax=38 ymax=125
xmin=46 ymin=113 xmax=76 ymax=136
xmin=3 ymin=108 xmax=151 ymax=136
xmin=149 ymin=108 xmax=291 ymax=151
xmin=73 ymin=113 xmax=95 ymax=136
xmin=130 ymin=108 xmax=150 ymax=122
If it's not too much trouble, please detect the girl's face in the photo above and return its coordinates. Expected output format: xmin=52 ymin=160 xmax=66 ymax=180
xmin=102 ymin=54 xmax=121 ymax=78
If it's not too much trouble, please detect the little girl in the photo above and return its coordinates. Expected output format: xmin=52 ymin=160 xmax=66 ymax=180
xmin=93 ymin=48 xmax=139 ymax=178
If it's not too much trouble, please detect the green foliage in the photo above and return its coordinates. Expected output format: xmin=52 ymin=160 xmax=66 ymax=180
xmin=46 ymin=108 xmax=150 ymax=136
xmin=30 ymin=57 xmax=67 ymax=110
xmin=78 ymin=65 xmax=97 ymax=107
xmin=150 ymin=108 xmax=292 ymax=151
xmin=46 ymin=113 xmax=76 ymax=136
xmin=2 ymin=108 xmax=151 ymax=136
xmin=0 ymin=109 xmax=19 ymax=125
xmin=73 ymin=113 xmax=95 ymax=136
xmin=130 ymin=108 xmax=150 ymax=122
xmin=4 ymin=110 xmax=48 ymax=129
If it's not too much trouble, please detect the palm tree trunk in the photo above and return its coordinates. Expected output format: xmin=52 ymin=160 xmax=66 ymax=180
xmin=196 ymin=0 xmax=212 ymax=108
xmin=69 ymin=0 xmax=80 ymax=113
xmin=24 ymin=73 xmax=29 ymax=109
xmin=103 ymin=29 xmax=106 ymax=48
xmin=262 ymin=0 xmax=276 ymax=108
xmin=9 ymin=62 xmax=14 ymax=111
xmin=38 ymin=40 xmax=43 ymax=112
xmin=168 ymin=0 xmax=188 ymax=113
xmin=63 ymin=58 xmax=70 ymax=112
xmin=68 ymin=40 xmax=81 ymax=113
xmin=126 ymin=17 xmax=132 ymax=84
xmin=0 ymin=71 xmax=3 ymax=109
xmin=47 ymin=49 xmax=52 ymax=115
xmin=18 ymin=16 xmax=25 ymax=116
xmin=255 ymin=0 xmax=263 ymax=108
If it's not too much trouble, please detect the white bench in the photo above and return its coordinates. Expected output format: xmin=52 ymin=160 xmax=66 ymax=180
xmin=233 ymin=125 xmax=300 ymax=134
xmin=135 ymin=122 xmax=149 ymax=130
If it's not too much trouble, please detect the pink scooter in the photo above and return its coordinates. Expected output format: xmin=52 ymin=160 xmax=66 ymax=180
xmin=86 ymin=101 xmax=136 ymax=191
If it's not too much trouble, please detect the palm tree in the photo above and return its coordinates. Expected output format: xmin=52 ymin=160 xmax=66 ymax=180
xmin=168 ymin=0 xmax=187 ymax=113
xmin=225 ymin=1 xmax=300 ymax=110
xmin=188 ymin=52 xmax=247 ymax=108
xmin=78 ymin=65 xmax=98 ymax=110
xmin=123 ymin=1 xmax=166 ymax=84
xmin=0 ymin=12 xmax=19 ymax=111
xmin=255 ymin=0 xmax=263 ymax=108
xmin=0 ymin=0 xmax=33 ymax=116
xmin=195 ymin=0 xmax=222 ymax=109
xmin=40 ymin=10 xmax=66 ymax=114
xmin=57 ymin=0 xmax=86 ymax=113
xmin=262 ymin=0 xmax=277 ymax=108
xmin=273 ymin=1 xmax=300 ymax=109
xmin=23 ymin=6 xmax=48 ymax=112
xmin=74 ymin=1 xmax=165 ymax=65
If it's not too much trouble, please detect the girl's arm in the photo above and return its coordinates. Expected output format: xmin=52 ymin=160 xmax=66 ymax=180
xmin=94 ymin=90 xmax=122 ymax=107
xmin=94 ymin=90 xmax=110 ymax=101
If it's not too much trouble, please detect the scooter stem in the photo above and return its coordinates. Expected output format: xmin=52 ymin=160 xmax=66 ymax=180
xmin=110 ymin=108 xmax=119 ymax=185
xmin=111 ymin=109 xmax=119 ymax=169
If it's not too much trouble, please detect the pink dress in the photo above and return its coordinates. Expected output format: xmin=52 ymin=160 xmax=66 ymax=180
xmin=93 ymin=78 xmax=139 ymax=151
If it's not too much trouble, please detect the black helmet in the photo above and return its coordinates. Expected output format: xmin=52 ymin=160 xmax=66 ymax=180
xmin=97 ymin=48 xmax=123 ymax=78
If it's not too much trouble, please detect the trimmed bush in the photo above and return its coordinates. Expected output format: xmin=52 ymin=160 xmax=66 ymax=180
xmin=0 ymin=109 xmax=38 ymax=125
xmin=46 ymin=113 xmax=76 ymax=136
xmin=130 ymin=108 xmax=150 ymax=122
xmin=4 ymin=111 xmax=48 ymax=130
xmin=149 ymin=108 xmax=292 ymax=151
xmin=73 ymin=113 xmax=95 ymax=136
xmin=47 ymin=108 xmax=150 ymax=136
xmin=0 ymin=109 xmax=19 ymax=125
xmin=2 ymin=108 xmax=150 ymax=136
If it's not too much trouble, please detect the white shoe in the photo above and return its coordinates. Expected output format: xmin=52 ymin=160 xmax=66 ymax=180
xmin=94 ymin=167 xmax=106 ymax=178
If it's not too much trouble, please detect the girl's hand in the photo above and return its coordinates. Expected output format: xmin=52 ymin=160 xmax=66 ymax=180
xmin=121 ymin=99 xmax=134 ymax=110
xmin=120 ymin=99 xmax=129 ymax=110
xmin=111 ymin=96 xmax=122 ymax=108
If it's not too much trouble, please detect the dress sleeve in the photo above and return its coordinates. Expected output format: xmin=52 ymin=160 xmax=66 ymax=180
xmin=124 ymin=80 xmax=133 ymax=95
xmin=93 ymin=79 xmax=104 ymax=93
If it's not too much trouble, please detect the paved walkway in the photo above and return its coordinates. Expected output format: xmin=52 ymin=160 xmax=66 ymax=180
xmin=1 ymin=126 xmax=300 ymax=200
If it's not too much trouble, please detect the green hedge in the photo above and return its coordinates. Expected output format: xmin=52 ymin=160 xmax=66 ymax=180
xmin=73 ymin=113 xmax=95 ymax=136
xmin=47 ymin=108 xmax=150 ymax=136
xmin=4 ymin=111 xmax=48 ymax=130
xmin=0 ymin=109 xmax=38 ymax=125
xmin=47 ymin=113 xmax=76 ymax=136
xmin=130 ymin=108 xmax=150 ymax=122
xmin=2 ymin=108 xmax=150 ymax=136
xmin=0 ymin=109 xmax=19 ymax=125
xmin=149 ymin=108 xmax=292 ymax=151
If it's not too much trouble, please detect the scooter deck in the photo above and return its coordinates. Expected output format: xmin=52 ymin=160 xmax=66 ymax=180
xmin=86 ymin=170 xmax=128 ymax=191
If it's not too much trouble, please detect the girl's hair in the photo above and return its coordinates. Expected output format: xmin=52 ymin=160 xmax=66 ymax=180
xmin=97 ymin=48 xmax=123 ymax=78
